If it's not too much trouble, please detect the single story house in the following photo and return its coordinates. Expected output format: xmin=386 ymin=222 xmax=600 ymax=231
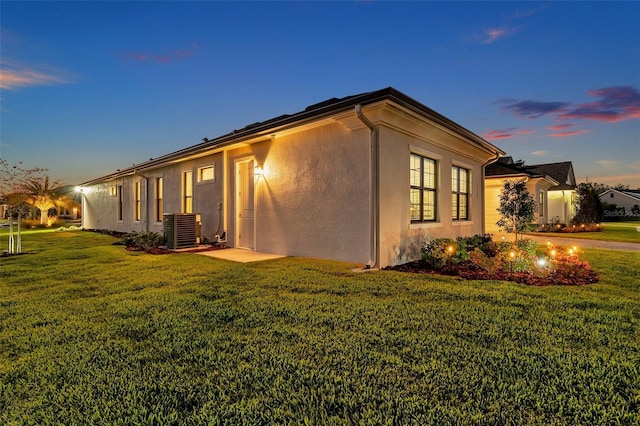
xmin=523 ymin=161 xmax=577 ymax=225
xmin=484 ymin=157 xmax=558 ymax=235
xmin=599 ymin=189 xmax=640 ymax=219
xmin=80 ymin=87 xmax=504 ymax=268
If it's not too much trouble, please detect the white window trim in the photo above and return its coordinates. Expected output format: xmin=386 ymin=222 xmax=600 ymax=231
xmin=452 ymin=220 xmax=474 ymax=226
xmin=410 ymin=145 xmax=443 ymax=160
xmin=154 ymin=176 xmax=164 ymax=224
xmin=410 ymin=222 xmax=443 ymax=230
xmin=133 ymin=180 xmax=141 ymax=223
xmin=197 ymin=164 xmax=215 ymax=183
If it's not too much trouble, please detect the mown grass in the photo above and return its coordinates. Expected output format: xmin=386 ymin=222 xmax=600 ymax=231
xmin=1 ymin=230 xmax=639 ymax=425
xmin=529 ymin=221 xmax=640 ymax=243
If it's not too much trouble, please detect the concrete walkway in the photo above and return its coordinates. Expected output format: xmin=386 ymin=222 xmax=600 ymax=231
xmin=195 ymin=248 xmax=286 ymax=263
xmin=526 ymin=235 xmax=640 ymax=252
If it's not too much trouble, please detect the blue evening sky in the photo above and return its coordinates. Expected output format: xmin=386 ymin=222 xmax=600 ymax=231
xmin=2 ymin=1 xmax=639 ymax=187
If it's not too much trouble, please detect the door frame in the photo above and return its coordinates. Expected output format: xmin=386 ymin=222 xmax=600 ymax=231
xmin=234 ymin=157 xmax=256 ymax=250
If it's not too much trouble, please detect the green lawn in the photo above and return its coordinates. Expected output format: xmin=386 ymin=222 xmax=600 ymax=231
xmin=1 ymin=230 xmax=639 ymax=425
xmin=529 ymin=221 xmax=640 ymax=243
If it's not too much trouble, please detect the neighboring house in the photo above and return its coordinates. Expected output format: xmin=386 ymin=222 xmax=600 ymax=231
xmin=484 ymin=157 xmax=558 ymax=235
xmin=599 ymin=189 xmax=640 ymax=219
xmin=80 ymin=87 xmax=504 ymax=268
xmin=523 ymin=161 xmax=577 ymax=225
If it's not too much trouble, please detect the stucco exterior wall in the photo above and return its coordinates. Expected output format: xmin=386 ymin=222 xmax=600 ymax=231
xmin=81 ymin=98 xmax=501 ymax=268
xmin=226 ymin=122 xmax=370 ymax=263
xmin=377 ymin=123 xmax=490 ymax=267
xmin=82 ymin=153 xmax=224 ymax=241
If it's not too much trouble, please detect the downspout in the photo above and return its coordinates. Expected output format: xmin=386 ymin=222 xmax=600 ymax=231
xmin=481 ymin=153 xmax=502 ymax=234
xmin=355 ymin=105 xmax=379 ymax=269
xmin=133 ymin=171 xmax=149 ymax=232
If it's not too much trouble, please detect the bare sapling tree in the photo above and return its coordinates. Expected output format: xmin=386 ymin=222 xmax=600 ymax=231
xmin=496 ymin=179 xmax=537 ymax=241
xmin=0 ymin=159 xmax=48 ymax=254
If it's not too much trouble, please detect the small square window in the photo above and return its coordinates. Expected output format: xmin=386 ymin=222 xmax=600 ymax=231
xmin=109 ymin=186 xmax=117 ymax=196
xmin=197 ymin=165 xmax=215 ymax=182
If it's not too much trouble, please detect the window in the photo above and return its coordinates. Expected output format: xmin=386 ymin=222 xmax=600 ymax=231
xmin=197 ymin=165 xmax=215 ymax=182
xmin=134 ymin=182 xmax=141 ymax=222
xmin=155 ymin=177 xmax=163 ymax=222
xmin=183 ymin=171 xmax=193 ymax=213
xmin=539 ymin=191 xmax=544 ymax=217
xmin=410 ymin=153 xmax=437 ymax=222
xmin=451 ymin=166 xmax=469 ymax=220
xmin=109 ymin=186 xmax=117 ymax=196
xmin=117 ymin=185 xmax=123 ymax=221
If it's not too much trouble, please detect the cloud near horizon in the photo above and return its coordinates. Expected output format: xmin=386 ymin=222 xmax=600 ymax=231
xmin=482 ymin=128 xmax=533 ymax=140
xmin=118 ymin=43 xmax=198 ymax=64
xmin=548 ymin=129 xmax=590 ymax=138
xmin=500 ymin=86 xmax=640 ymax=123
xmin=0 ymin=60 xmax=71 ymax=90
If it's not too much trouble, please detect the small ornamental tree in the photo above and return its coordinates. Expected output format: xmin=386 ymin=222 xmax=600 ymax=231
xmin=496 ymin=179 xmax=537 ymax=240
xmin=1 ymin=159 xmax=46 ymax=253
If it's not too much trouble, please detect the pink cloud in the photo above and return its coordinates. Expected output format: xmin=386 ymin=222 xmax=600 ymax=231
xmin=0 ymin=60 xmax=70 ymax=90
xmin=119 ymin=44 xmax=198 ymax=64
xmin=548 ymin=129 xmax=590 ymax=138
xmin=482 ymin=128 xmax=533 ymax=140
xmin=482 ymin=27 xmax=519 ymax=44
xmin=501 ymin=86 xmax=640 ymax=124
xmin=546 ymin=124 xmax=573 ymax=131
xmin=558 ymin=86 xmax=640 ymax=123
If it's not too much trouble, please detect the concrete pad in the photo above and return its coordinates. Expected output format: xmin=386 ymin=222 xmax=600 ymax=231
xmin=195 ymin=248 xmax=286 ymax=263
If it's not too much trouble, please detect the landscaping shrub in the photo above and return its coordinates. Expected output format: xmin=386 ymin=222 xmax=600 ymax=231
xmin=537 ymin=223 xmax=603 ymax=233
xmin=20 ymin=219 xmax=46 ymax=229
xmin=423 ymin=235 xmax=497 ymax=270
xmin=420 ymin=238 xmax=451 ymax=270
xmin=19 ymin=218 xmax=67 ymax=229
xmin=120 ymin=231 xmax=167 ymax=251
xmin=409 ymin=234 xmax=597 ymax=286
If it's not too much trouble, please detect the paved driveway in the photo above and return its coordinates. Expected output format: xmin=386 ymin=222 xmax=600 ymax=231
xmin=526 ymin=235 xmax=640 ymax=252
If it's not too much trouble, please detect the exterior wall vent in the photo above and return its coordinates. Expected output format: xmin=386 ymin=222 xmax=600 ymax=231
xmin=163 ymin=213 xmax=201 ymax=249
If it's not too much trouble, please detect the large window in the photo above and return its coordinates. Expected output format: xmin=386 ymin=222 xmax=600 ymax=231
xmin=156 ymin=177 xmax=163 ymax=222
xmin=410 ymin=154 xmax=437 ymax=222
xmin=134 ymin=182 xmax=141 ymax=221
xmin=451 ymin=166 xmax=469 ymax=221
xmin=117 ymin=185 xmax=123 ymax=221
xmin=183 ymin=171 xmax=193 ymax=213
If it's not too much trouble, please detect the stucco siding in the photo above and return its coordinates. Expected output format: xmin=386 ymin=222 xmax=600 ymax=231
xmin=378 ymin=124 xmax=489 ymax=267
xmin=225 ymin=122 xmax=370 ymax=263
xmin=83 ymin=153 xmax=224 ymax=240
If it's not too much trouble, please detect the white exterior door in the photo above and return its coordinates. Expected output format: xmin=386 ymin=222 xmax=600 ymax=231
xmin=236 ymin=159 xmax=255 ymax=249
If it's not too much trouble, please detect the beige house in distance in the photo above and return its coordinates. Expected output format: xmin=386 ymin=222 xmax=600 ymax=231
xmin=80 ymin=88 xmax=504 ymax=268
xmin=523 ymin=162 xmax=577 ymax=225
xmin=484 ymin=157 xmax=558 ymax=235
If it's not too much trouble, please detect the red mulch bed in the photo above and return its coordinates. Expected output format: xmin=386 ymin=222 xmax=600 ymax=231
xmin=385 ymin=260 xmax=598 ymax=286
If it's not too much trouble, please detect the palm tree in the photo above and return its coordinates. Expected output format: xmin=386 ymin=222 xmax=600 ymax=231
xmin=19 ymin=176 xmax=77 ymax=225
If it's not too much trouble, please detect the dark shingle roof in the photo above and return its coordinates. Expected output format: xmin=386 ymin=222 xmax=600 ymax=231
xmin=82 ymin=87 xmax=504 ymax=185
xmin=523 ymin=162 xmax=576 ymax=190
xmin=485 ymin=161 xmax=540 ymax=178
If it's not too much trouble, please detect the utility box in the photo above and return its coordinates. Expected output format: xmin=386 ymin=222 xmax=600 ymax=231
xmin=163 ymin=213 xmax=201 ymax=249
